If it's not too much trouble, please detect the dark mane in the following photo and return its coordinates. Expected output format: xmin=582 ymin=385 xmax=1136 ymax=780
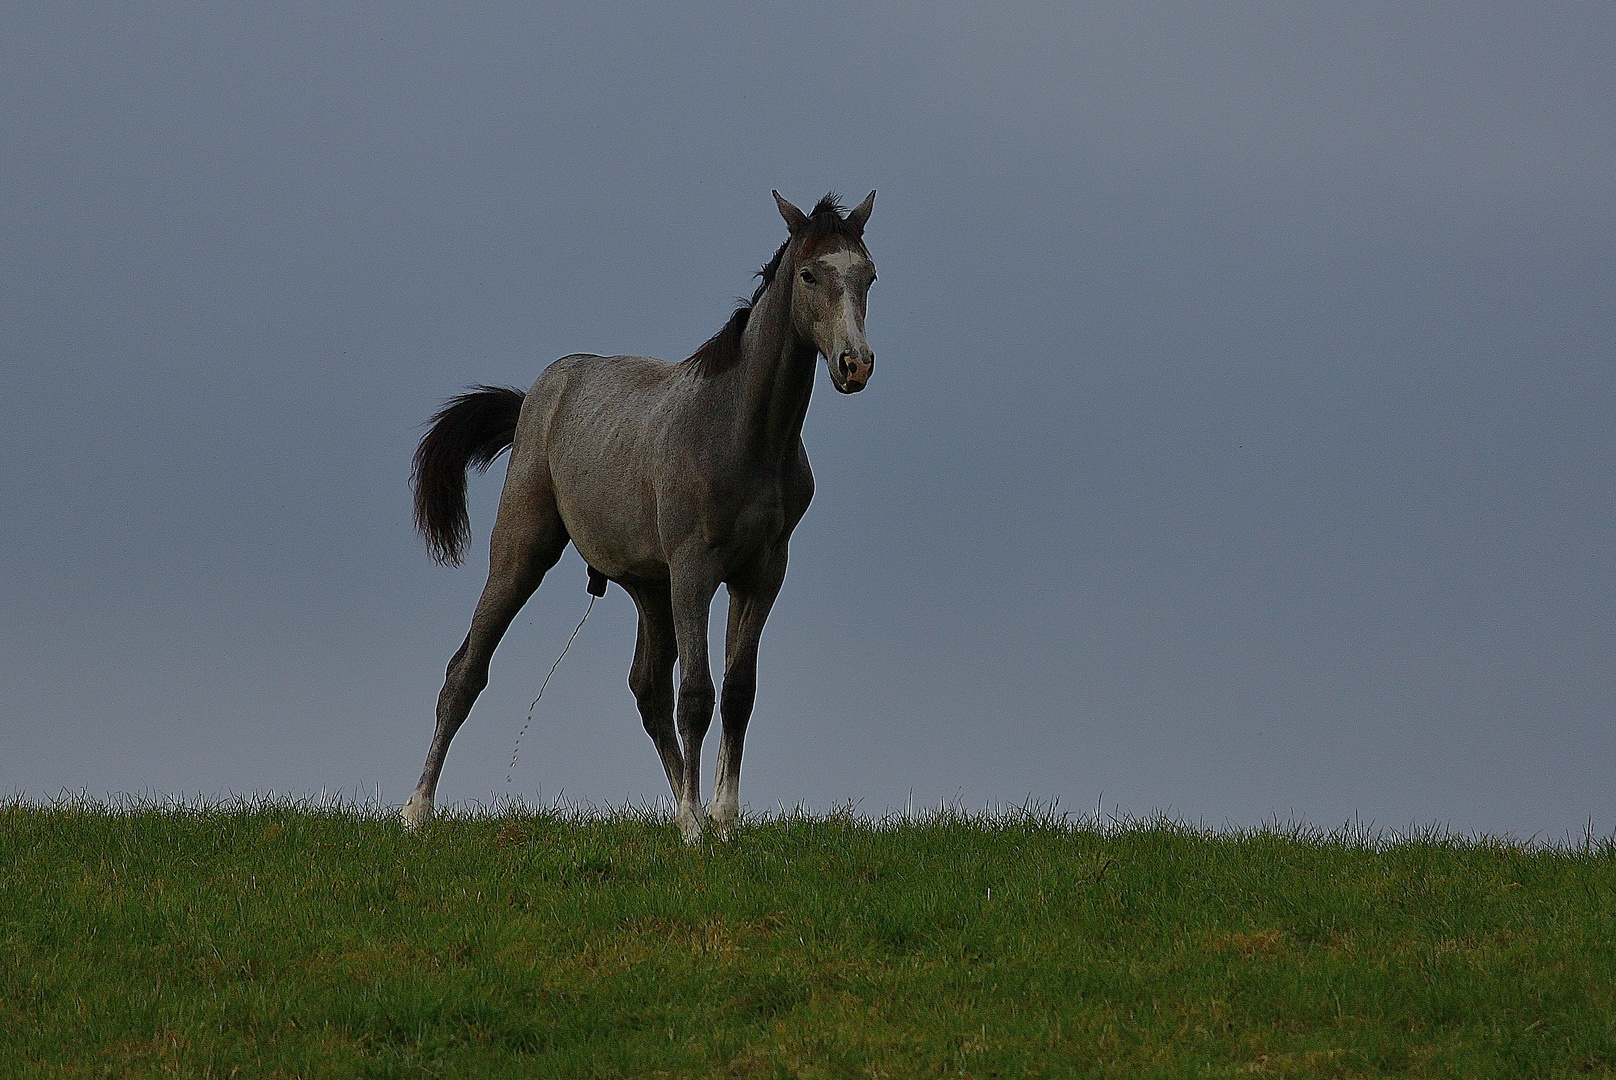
xmin=684 ymin=194 xmax=869 ymax=377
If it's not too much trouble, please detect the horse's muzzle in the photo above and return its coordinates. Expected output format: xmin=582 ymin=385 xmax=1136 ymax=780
xmin=835 ymin=350 xmax=874 ymax=393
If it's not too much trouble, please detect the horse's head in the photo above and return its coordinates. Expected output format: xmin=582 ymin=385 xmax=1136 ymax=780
xmin=774 ymin=190 xmax=877 ymax=394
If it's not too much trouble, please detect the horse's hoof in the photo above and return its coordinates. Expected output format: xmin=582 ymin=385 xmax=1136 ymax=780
xmin=708 ymin=803 xmax=739 ymax=840
xmin=401 ymin=793 xmax=433 ymax=829
xmin=675 ymin=806 xmax=706 ymax=844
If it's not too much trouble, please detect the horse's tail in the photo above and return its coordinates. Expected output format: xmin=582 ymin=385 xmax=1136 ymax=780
xmin=412 ymin=385 xmax=527 ymax=566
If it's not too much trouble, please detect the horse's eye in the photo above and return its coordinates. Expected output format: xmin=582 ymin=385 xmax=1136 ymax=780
xmin=799 ymin=269 xmax=816 ymax=285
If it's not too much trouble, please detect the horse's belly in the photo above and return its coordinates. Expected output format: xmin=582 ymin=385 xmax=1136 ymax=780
xmin=546 ymin=456 xmax=660 ymax=573
xmin=538 ymin=360 xmax=672 ymax=580
xmin=559 ymin=493 xmax=661 ymax=574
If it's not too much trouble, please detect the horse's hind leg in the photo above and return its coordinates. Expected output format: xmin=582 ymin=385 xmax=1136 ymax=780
xmin=624 ymin=584 xmax=684 ymax=806
xmin=402 ymin=484 xmax=567 ymax=826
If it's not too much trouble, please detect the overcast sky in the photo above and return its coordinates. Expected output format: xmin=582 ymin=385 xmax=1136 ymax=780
xmin=3 ymin=4 xmax=1612 ymax=838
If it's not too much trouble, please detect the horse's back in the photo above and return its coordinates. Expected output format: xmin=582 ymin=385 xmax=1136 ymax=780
xmin=528 ymin=352 xmax=671 ymax=411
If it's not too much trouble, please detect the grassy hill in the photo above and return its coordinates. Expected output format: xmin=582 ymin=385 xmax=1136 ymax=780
xmin=3 ymin=797 xmax=1614 ymax=1077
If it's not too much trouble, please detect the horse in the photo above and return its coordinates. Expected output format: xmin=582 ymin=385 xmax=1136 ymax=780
xmin=402 ymin=191 xmax=878 ymax=840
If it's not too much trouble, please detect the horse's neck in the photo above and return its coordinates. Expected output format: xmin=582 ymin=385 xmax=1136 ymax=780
xmin=730 ymin=273 xmax=816 ymax=464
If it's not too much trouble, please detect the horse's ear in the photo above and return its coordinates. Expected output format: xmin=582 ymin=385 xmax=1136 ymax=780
xmin=847 ymin=190 xmax=876 ymax=234
xmin=773 ymin=190 xmax=809 ymax=234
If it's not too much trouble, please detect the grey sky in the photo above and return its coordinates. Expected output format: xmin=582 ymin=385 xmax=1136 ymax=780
xmin=3 ymin=5 xmax=1612 ymax=837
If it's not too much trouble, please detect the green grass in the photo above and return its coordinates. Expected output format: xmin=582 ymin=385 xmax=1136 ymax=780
xmin=3 ymin=797 xmax=1615 ymax=1078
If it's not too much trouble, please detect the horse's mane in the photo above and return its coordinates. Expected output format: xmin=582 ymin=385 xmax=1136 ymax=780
xmin=684 ymin=194 xmax=870 ymax=377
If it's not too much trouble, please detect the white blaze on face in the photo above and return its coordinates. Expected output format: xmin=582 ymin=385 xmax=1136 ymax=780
xmin=814 ymin=250 xmax=871 ymax=347
xmin=817 ymin=250 xmax=864 ymax=275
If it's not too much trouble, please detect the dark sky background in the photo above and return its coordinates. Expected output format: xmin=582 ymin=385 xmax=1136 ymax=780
xmin=4 ymin=5 xmax=1612 ymax=837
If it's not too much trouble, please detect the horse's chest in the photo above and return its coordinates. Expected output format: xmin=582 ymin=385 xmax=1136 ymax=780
xmin=703 ymin=472 xmax=807 ymax=554
xmin=704 ymin=486 xmax=779 ymax=548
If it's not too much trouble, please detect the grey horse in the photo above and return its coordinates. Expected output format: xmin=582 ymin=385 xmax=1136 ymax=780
xmin=402 ymin=191 xmax=878 ymax=840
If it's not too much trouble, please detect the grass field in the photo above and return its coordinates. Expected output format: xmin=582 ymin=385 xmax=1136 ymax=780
xmin=3 ymin=797 xmax=1615 ymax=1078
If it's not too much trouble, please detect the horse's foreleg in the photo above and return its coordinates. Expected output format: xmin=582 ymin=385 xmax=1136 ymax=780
xmin=402 ymin=497 xmax=565 ymax=827
xmin=669 ymin=560 xmax=720 ymax=843
xmin=625 ymin=585 xmax=683 ymax=805
xmin=711 ymin=549 xmax=787 ymax=838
